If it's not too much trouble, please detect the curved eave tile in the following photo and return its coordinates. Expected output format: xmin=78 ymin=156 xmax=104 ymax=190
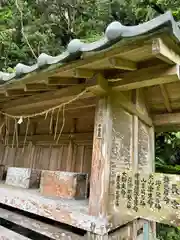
xmin=0 ymin=11 xmax=180 ymax=84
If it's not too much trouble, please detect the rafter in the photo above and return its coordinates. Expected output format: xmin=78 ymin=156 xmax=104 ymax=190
xmin=54 ymin=68 xmax=95 ymax=79
xmin=109 ymin=57 xmax=137 ymax=70
xmin=47 ymin=77 xmax=80 ymax=85
xmin=80 ymin=57 xmax=137 ymax=71
xmin=87 ymin=73 xmax=109 ymax=96
xmin=2 ymin=85 xmax=93 ymax=115
xmin=5 ymin=89 xmax=36 ymax=97
xmin=111 ymin=64 xmax=180 ymax=91
xmin=152 ymin=38 xmax=180 ymax=65
xmin=24 ymin=83 xmax=57 ymax=92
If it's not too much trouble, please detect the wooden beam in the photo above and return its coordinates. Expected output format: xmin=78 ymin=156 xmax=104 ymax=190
xmin=89 ymin=97 xmax=111 ymax=217
xmin=87 ymin=73 xmax=109 ymax=96
xmin=153 ymin=112 xmax=180 ymax=126
xmin=47 ymin=77 xmax=80 ymax=85
xmin=54 ymin=68 xmax=95 ymax=78
xmin=80 ymin=57 xmax=137 ymax=71
xmin=2 ymin=85 xmax=93 ymax=114
xmin=24 ymin=83 xmax=57 ymax=92
xmin=110 ymin=91 xmax=152 ymax=126
xmin=152 ymin=38 xmax=180 ymax=65
xmin=159 ymin=84 xmax=172 ymax=112
xmin=5 ymin=89 xmax=37 ymax=97
xmin=111 ymin=64 xmax=180 ymax=91
xmin=109 ymin=57 xmax=137 ymax=70
xmin=5 ymin=133 xmax=93 ymax=146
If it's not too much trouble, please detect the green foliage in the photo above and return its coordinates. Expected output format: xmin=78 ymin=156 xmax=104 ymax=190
xmin=157 ymin=223 xmax=180 ymax=240
xmin=155 ymin=131 xmax=180 ymax=239
xmin=1 ymin=0 xmax=180 ymax=72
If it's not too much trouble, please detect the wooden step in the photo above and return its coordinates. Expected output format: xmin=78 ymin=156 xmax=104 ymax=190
xmin=0 ymin=225 xmax=30 ymax=240
xmin=0 ymin=208 xmax=86 ymax=239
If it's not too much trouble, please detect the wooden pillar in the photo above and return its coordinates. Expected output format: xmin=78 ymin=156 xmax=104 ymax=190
xmin=88 ymin=90 xmax=156 ymax=239
xmin=89 ymin=97 xmax=112 ymax=218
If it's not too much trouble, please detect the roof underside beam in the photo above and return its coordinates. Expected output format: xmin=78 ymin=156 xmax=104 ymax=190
xmin=153 ymin=112 xmax=180 ymax=131
xmin=2 ymin=85 xmax=94 ymax=115
xmin=152 ymin=38 xmax=180 ymax=65
xmin=111 ymin=64 xmax=180 ymax=91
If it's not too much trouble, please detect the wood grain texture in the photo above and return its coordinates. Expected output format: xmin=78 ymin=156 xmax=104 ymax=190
xmin=108 ymin=97 xmax=134 ymax=228
xmin=89 ymin=97 xmax=112 ymax=217
xmin=0 ymin=183 xmax=108 ymax=235
xmin=5 ymin=167 xmax=41 ymax=189
xmin=114 ymin=171 xmax=180 ymax=227
xmin=40 ymin=170 xmax=88 ymax=199
xmin=0 ymin=208 xmax=85 ymax=240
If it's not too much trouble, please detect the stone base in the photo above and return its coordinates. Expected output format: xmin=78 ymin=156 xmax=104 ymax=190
xmin=40 ymin=170 xmax=88 ymax=199
xmin=5 ymin=167 xmax=41 ymax=189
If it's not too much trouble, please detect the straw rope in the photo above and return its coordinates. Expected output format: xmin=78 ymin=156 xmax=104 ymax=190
xmin=0 ymin=89 xmax=87 ymax=119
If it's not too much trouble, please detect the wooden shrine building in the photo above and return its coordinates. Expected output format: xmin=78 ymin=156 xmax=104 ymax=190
xmin=0 ymin=11 xmax=180 ymax=239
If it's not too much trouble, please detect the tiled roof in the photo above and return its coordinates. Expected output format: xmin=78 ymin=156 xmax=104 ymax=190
xmin=0 ymin=11 xmax=180 ymax=84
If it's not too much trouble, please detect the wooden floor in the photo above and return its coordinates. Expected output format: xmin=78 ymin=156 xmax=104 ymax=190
xmin=0 ymin=208 xmax=86 ymax=239
xmin=0 ymin=183 xmax=107 ymax=235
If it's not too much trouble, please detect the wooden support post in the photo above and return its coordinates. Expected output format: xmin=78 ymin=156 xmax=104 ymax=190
xmin=89 ymin=89 xmax=156 ymax=239
xmin=89 ymin=97 xmax=112 ymax=217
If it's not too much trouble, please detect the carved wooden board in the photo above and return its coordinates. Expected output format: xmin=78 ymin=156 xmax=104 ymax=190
xmin=115 ymin=171 xmax=180 ymax=226
xmin=138 ymin=121 xmax=150 ymax=172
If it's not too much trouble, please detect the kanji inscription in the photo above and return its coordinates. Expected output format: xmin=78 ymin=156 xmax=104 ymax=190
xmin=115 ymin=171 xmax=180 ymax=227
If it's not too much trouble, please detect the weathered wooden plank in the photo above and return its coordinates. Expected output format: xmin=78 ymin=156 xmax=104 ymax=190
xmin=4 ymin=133 xmax=93 ymax=146
xmin=2 ymin=85 xmax=92 ymax=114
xmin=80 ymin=57 xmax=137 ymax=71
xmin=0 ymin=226 xmax=30 ymax=240
xmin=152 ymin=38 xmax=180 ymax=65
xmin=0 ymin=208 xmax=85 ymax=240
xmin=5 ymin=167 xmax=41 ymax=189
xmin=110 ymin=91 xmax=152 ymax=127
xmin=111 ymin=64 xmax=180 ymax=91
xmin=48 ymin=77 xmax=80 ymax=85
xmin=0 ymin=183 xmax=108 ymax=235
xmin=89 ymin=97 xmax=112 ymax=217
xmin=115 ymin=171 xmax=180 ymax=227
xmin=108 ymin=96 xmax=135 ymax=229
xmin=40 ymin=170 xmax=88 ymax=199
xmin=109 ymin=57 xmax=137 ymax=70
xmin=87 ymin=74 xmax=109 ymax=96
xmin=24 ymin=83 xmax=57 ymax=92
xmin=153 ymin=112 xmax=180 ymax=126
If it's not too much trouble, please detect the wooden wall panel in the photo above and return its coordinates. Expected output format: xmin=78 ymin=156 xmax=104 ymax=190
xmin=0 ymin=143 xmax=93 ymax=176
xmin=0 ymin=108 xmax=95 ymax=176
